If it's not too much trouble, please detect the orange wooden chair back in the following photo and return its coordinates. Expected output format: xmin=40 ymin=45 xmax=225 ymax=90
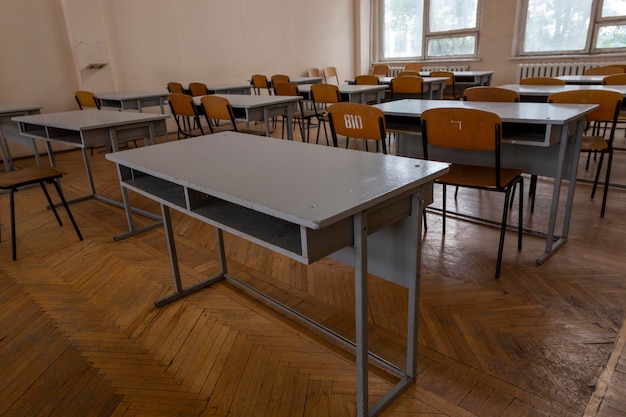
xmin=188 ymin=82 xmax=208 ymax=96
xmin=464 ymin=86 xmax=520 ymax=102
xmin=354 ymin=75 xmax=380 ymax=85
xmin=75 ymin=91 xmax=100 ymax=109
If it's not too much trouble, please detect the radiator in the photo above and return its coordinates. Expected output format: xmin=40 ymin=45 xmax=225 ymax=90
xmin=517 ymin=62 xmax=622 ymax=81
xmin=388 ymin=64 xmax=470 ymax=77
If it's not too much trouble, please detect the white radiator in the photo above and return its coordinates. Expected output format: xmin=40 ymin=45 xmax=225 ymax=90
xmin=389 ymin=66 xmax=404 ymax=76
xmin=388 ymin=64 xmax=470 ymax=77
xmin=517 ymin=62 xmax=622 ymax=81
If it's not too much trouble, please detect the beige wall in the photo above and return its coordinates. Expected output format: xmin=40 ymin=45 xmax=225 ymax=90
xmin=1 ymin=0 xmax=625 ymax=159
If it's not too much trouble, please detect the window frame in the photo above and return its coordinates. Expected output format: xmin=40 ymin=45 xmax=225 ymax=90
xmin=516 ymin=0 xmax=626 ymax=57
xmin=373 ymin=0 xmax=482 ymax=63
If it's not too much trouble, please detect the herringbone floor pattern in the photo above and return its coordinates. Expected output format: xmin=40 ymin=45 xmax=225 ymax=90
xmin=2 ymin=124 xmax=626 ymax=416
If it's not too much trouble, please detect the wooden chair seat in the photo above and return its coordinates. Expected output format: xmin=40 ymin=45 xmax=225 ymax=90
xmin=0 ymin=166 xmax=83 ymax=260
xmin=439 ymin=164 xmax=523 ymax=188
xmin=581 ymin=135 xmax=610 ymax=151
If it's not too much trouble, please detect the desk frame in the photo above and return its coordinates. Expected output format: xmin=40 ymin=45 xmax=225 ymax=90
xmin=12 ymin=109 xmax=170 ymax=239
xmin=106 ymin=133 xmax=448 ymax=417
xmin=96 ymin=91 xmax=169 ymax=114
xmin=346 ymin=78 xmax=447 ymax=100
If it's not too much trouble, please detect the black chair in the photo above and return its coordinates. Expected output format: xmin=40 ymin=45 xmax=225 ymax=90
xmin=0 ymin=166 xmax=83 ymax=260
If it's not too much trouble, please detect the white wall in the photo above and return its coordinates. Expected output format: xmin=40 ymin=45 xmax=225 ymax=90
xmin=100 ymin=0 xmax=354 ymax=90
xmin=1 ymin=0 xmax=355 ymax=158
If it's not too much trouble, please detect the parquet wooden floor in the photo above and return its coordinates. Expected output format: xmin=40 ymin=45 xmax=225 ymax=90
xmin=1 ymin=123 xmax=626 ymax=416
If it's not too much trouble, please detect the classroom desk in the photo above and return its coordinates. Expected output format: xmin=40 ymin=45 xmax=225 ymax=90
xmin=556 ymin=75 xmax=607 ymax=85
xmin=346 ymin=77 xmax=447 ymax=100
xmin=498 ymin=84 xmax=626 ymax=102
xmin=0 ymin=102 xmax=42 ymax=171
xmin=298 ymin=83 xmax=389 ymax=104
xmin=373 ymin=99 xmax=597 ymax=264
xmin=105 ymin=131 xmax=449 ymax=417
xmin=193 ymin=94 xmax=302 ymax=140
xmin=12 ymin=109 xmax=169 ymax=238
xmin=96 ymin=91 xmax=169 ymax=113
xmin=420 ymin=70 xmax=494 ymax=86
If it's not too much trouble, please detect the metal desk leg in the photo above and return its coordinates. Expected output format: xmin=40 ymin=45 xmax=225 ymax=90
xmin=353 ymin=211 xmax=368 ymax=417
xmin=111 ymin=124 xmax=165 ymax=240
xmin=154 ymin=205 xmax=225 ymax=307
xmin=537 ymin=117 xmax=584 ymax=264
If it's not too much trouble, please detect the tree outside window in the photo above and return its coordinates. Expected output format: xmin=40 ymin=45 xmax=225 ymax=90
xmin=520 ymin=0 xmax=626 ymax=54
xmin=378 ymin=0 xmax=479 ymax=60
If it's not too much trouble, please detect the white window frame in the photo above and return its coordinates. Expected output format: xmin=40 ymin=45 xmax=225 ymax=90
xmin=373 ymin=0 xmax=482 ymax=63
xmin=516 ymin=0 xmax=626 ymax=56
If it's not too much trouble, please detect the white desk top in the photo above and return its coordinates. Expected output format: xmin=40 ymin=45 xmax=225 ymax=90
xmin=12 ymin=109 xmax=169 ymax=130
xmin=298 ymin=84 xmax=389 ymax=93
xmin=365 ymin=77 xmax=448 ymax=85
xmin=96 ymin=91 xmax=169 ymax=100
xmin=373 ymin=99 xmax=597 ymax=125
xmin=419 ymin=71 xmax=495 ymax=77
xmin=556 ymin=75 xmax=607 ymax=84
xmin=499 ymin=83 xmax=626 ymax=97
xmin=106 ymin=132 xmax=448 ymax=229
xmin=290 ymin=76 xmax=324 ymax=84
xmin=0 ymin=102 xmax=42 ymax=114
xmin=193 ymin=94 xmax=301 ymax=108
xmin=204 ymin=84 xmax=251 ymax=90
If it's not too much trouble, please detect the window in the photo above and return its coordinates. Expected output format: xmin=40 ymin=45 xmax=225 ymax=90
xmin=519 ymin=0 xmax=626 ymax=55
xmin=376 ymin=0 xmax=480 ymax=61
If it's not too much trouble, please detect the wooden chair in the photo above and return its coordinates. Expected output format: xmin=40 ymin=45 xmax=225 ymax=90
xmin=404 ymin=63 xmax=422 ymax=72
xmin=168 ymin=93 xmax=205 ymax=138
xmin=398 ymin=70 xmax=421 ymax=77
xmin=188 ymin=82 xmax=209 ymax=96
xmin=372 ymin=64 xmax=389 ymax=77
xmin=307 ymin=68 xmax=322 ymax=77
xmin=272 ymin=81 xmax=315 ymax=141
xmin=0 ymin=166 xmax=83 ymax=260
xmin=547 ymin=89 xmax=623 ymax=217
xmin=167 ymin=82 xmax=185 ymax=94
xmin=251 ymin=74 xmax=272 ymax=95
xmin=520 ymin=77 xmax=565 ymax=85
xmin=74 ymin=90 xmax=100 ymax=110
xmin=327 ymin=102 xmax=388 ymax=154
xmin=421 ymin=107 xmax=524 ymax=279
xmin=602 ymin=73 xmax=626 ymax=85
xmin=199 ymin=95 xmax=266 ymax=136
xmin=430 ymin=70 xmax=461 ymax=99
xmin=354 ymin=75 xmax=380 ymax=85
xmin=463 ymin=86 xmax=520 ymax=102
xmin=323 ymin=66 xmax=339 ymax=84
xmin=310 ymin=83 xmax=341 ymax=145
xmin=584 ymin=66 xmax=625 ymax=76
xmin=390 ymin=76 xmax=423 ymax=100
xmin=270 ymin=74 xmax=290 ymax=87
